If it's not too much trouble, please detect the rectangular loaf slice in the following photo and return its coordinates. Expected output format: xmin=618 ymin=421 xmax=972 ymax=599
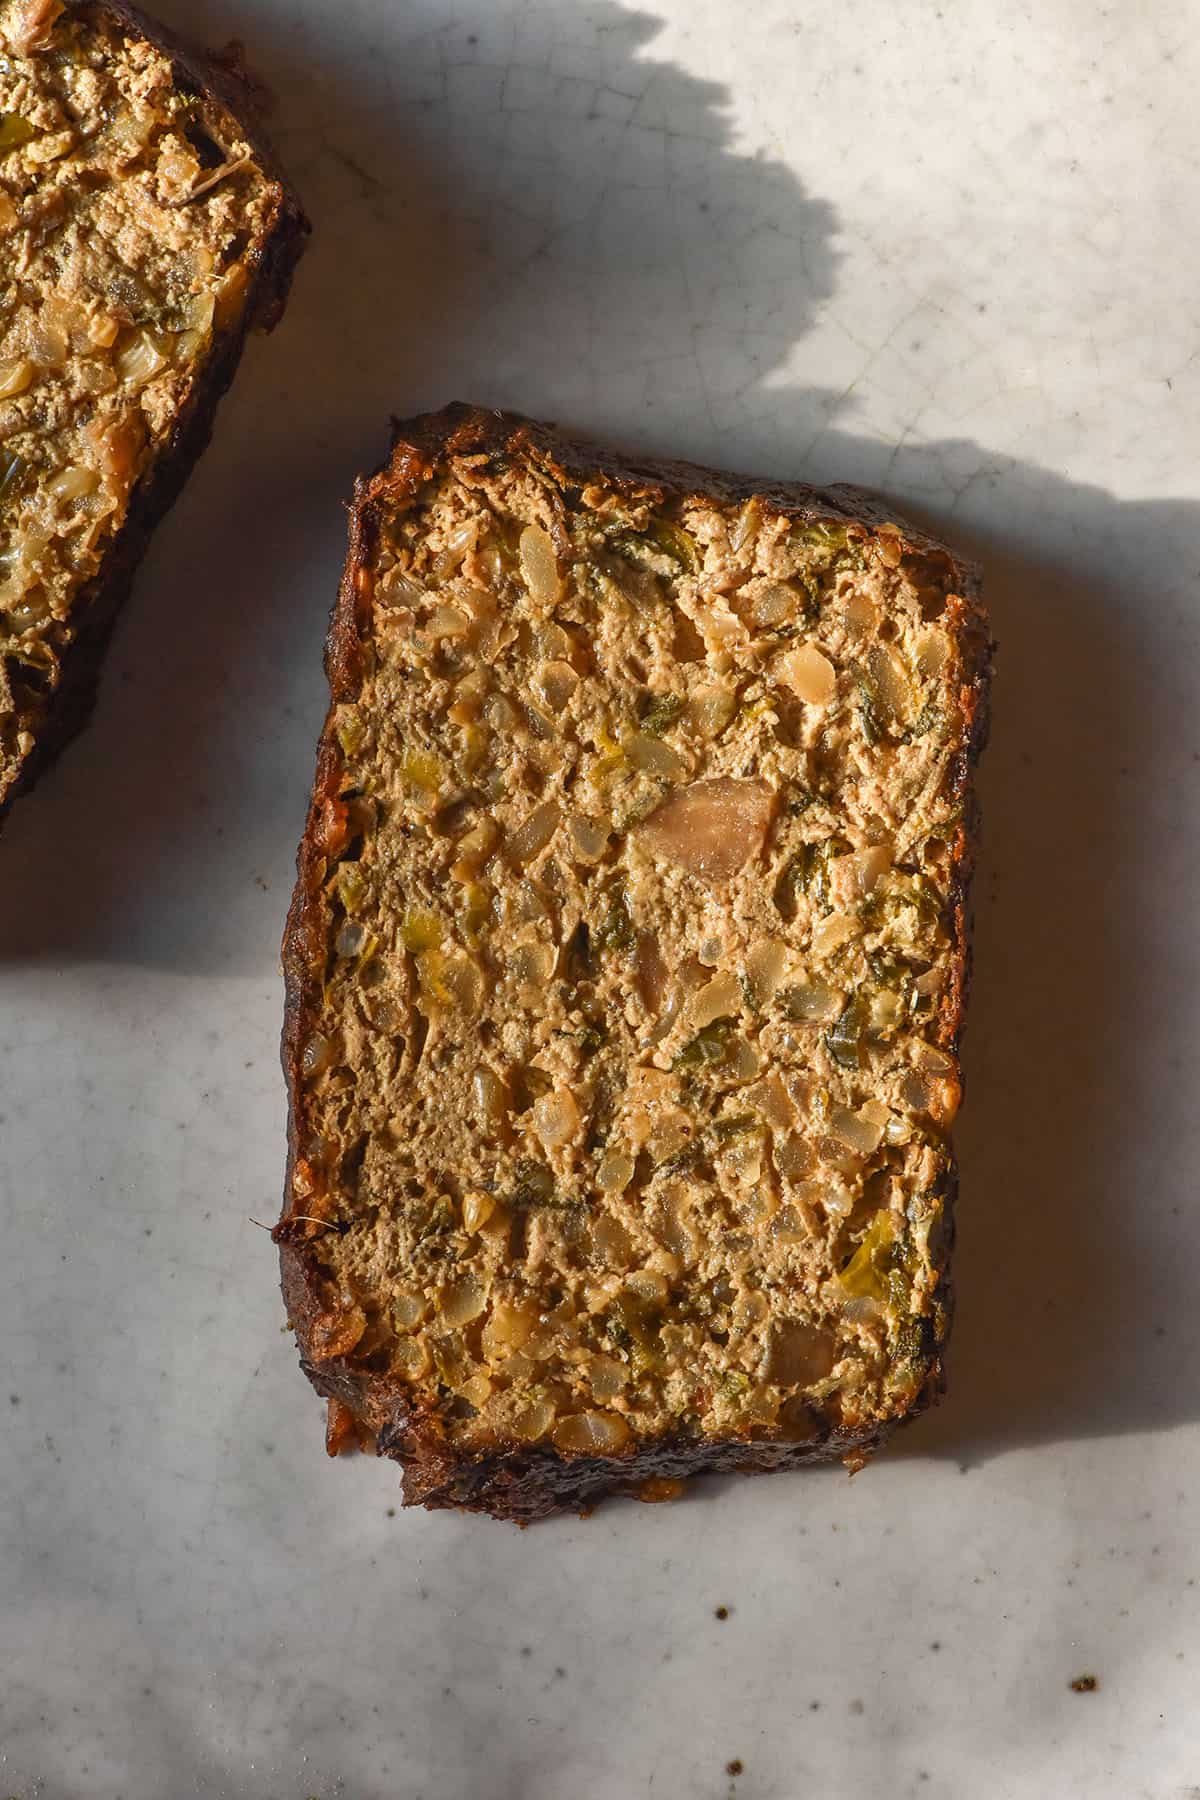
xmin=0 ymin=0 xmax=307 ymax=818
xmin=278 ymin=404 xmax=991 ymax=1521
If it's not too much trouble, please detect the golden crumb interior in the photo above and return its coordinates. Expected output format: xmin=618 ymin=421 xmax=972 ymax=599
xmin=0 ymin=0 xmax=281 ymax=798
xmin=291 ymin=447 xmax=974 ymax=1460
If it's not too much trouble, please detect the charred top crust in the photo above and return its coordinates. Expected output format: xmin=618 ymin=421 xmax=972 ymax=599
xmin=279 ymin=404 xmax=993 ymax=1523
xmin=380 ymin=404 xmax=988 ymax=580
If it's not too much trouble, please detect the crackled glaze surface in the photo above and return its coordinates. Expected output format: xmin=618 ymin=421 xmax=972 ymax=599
xmin=2 ymin=1 xmax=1199 ymax=1796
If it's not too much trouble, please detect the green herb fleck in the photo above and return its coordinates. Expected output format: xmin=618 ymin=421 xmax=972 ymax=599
xmin=792 ymin=519 xmax=868 ymax=574
xmin=417 ymin=1195 xmax=456 ymax=1241
xmin=605 ymin=1313 xmax=632 ymax=1351
xmin=903 ymin=700 xmax=941 ymax=741
xmin=656 ymin=1141 xmax=701 ymax=1176
xmin=607 ymin=1294 xmax=663 ymax=1369
xmin=892 ymin=1312 xmax=931 ymax=1367
xmin=712 ymin=1113 xmax=757 ymax=1141
xmin=855 ymin=673 xmax=885 ymax=747
xmin=639 ymin=692 xmax=685 ymax=736
xmin=866 ymin=948 xmax=912 ymax=987
xmin=647 ymin=517 xmax=698 ymax=570
xmin=612 ymin=779 xmax=667 ymax=833
xmin=673 ymin=1015 xmax=735 ymax=1072
xmin=609 ymin=517 xmax=697 ymax=576
xmin=793 ymin=520 xmax=851 ymax=554
xmin=795 ymin=570 xmax=823 ymax=624
xmin=824 ymin=993 xmax=867 ymax=1071
xmin=594 ymin=886 xmax=636 ymax=955
xmin=575 ymin=1022 xmax=608 ymax=1058
xmin=778 ymin=836 xmax=848 ymax=916
xmin=509 ymin=1159 xmax=556 ymax=1209
xmin=905 ymin=874 xmax=944 ymax=926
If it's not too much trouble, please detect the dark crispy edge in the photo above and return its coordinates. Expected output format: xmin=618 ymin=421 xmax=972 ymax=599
xmin=0 ymin=0 xmax=310 ymax=824
xmin=278 ymin=403 xmax=994 ymax=1523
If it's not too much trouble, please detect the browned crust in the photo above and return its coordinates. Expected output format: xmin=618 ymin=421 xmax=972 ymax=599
xmin=278 ymin=403 xmax=994 ymax=1523
xmin=0 ymin=0 xmax=310 ymax=824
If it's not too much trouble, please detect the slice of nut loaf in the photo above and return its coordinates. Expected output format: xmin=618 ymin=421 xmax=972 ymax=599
xmin=0 ymin=0 xmax=307 ymax=820
xmin=278 ymin=404 xmax=992 ymax=1522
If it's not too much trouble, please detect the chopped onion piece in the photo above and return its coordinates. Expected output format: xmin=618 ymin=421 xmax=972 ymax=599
xmin=779 ymin=642 xmax=836 ymax=706
xmin=810 ymin=910 xmax=858 ymax=956
xmin=596 ymin=1151 xmax=634 ymax=1193
xmin=743 ymin=936 xmax=789 ymax=1005
xmin=868 ymin=643 xmax=912 ymax=718
xmin=518 ymin=522 xmax=562 ymax=605
xmin=552 ymin=1410 xmax=631 ymax=1455
xmin=533 ymin=1088 xmax=581 ymax=1149
xmin=115 ymin=330 xmax=167 ymax=386
xmin=687 ymin=969 xmax=742 ymax=1028
xmin=533 ymin=659 xmax=578 ymax=712
xmin=624 ymin=731 xmax=685 ymax=781
xmin=687 ymin=683 xmax=737 ymax=740
xmin=507 ymin=800 xmax=561 ymax=867
xmin=829 ymin=1105 xmax=886 ymax=1154
xmin=438 ymin=1275 xmax=487 ymax=1328
xmin=568 ymin=816 xmax=610 ymax=863
xmin=48 ymin=464 xmax=99 ymax=505
xmin=0 ymin=358 xmax=33 ymax=398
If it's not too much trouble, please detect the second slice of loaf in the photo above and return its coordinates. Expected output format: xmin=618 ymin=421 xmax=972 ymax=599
xmin=0 ymin=0 xmax=307 ymax=819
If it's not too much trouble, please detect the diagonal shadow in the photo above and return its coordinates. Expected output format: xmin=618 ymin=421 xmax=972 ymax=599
xmin=0 ymin=0 xmax=840 ymax=976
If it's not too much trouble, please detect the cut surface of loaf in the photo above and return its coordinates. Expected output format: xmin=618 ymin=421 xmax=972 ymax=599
xmin=279 ymin=404 xmax=991 ymax=1522
xmin=0 ymin=0 xmax=307 ymax=817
